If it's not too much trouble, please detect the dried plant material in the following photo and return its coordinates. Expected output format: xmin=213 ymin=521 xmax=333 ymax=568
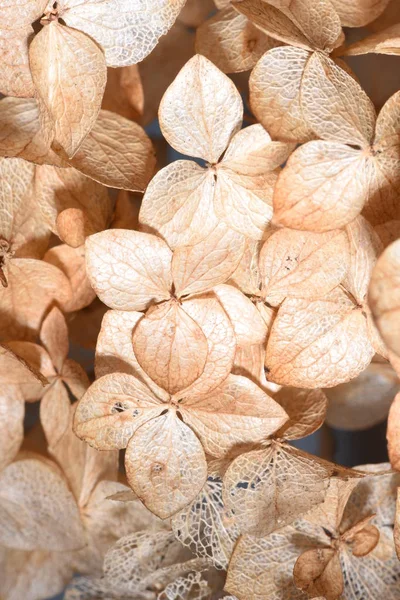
xmin=259 ymin=228 xmax=350 ymax=306
xmin=330 ymin=0 xmax=391 ymax=27
xmin=293 ymin=547 xmax=343 ymax=599
xmin=265 ymin=289 xmax=375 ymax=388
xmin=387 ymin=391 xmax=400 ymax=470
xmin=0 ymin=457 xmax=85 ymax=551
xmin=178 ymin=0 xmax=215 ymax=27
xmin=326 ymin=363 xmax=400 ymax=431
xmin=59 ymin=0 xmax=187 ymax=66
xmin=29 ymin=21 xmax=107 ymax=158
xmin=35 ymin=164 xmax=113 ymax=247
xmin=196 ymin=8 xmax=277 ymax=73
xmin=369 ymin=239 xmax=400 ymax=357
xmin=171 ymin=475 xmax=240 ymax=569
xmin=102 ymin=65 xmax=144 ymax=122
xmin=68 ymin=110 xmax=156 ymax=191
xmin=226 ymin=468 xmax=400 ymax=600
xmin=343 ymin=24 xmax=400 ymax=56
xmin=44 ymin=244 xmax=96 ymax=313
xmin=141 ymin=56 xmax=292 ymax=245
xmin=275 ymin=388 xmax=328 ymax=440
xmin=75 ymin=356 xmax=286 ymax=517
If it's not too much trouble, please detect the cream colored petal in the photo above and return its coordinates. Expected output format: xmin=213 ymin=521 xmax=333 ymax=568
xmin=301 ymin=53 xmax=376 ymax=147
xmin=125 ymin=412 xmax=208 ymax=519
xmin=132 ymin=300 xmax=208 ymax=395
xmin=232 ymin=343 xmax=268 ymax=388
xmin=275 ymin=387 xmax=328 ymax=440
xmin=181 ymin=374 xmax=287 ymax=458
xmin=343 ymin=24 xmax=400 ymax=56
xmin=172 ymin=224 xmax=245 ymax=298
xmin=159 ymin=54 xmax=243 ymax=163
xmin=74 ymin=372 xmax=163 ymax=450
xmin=250 ymin=46 xmax=315 ymax=143
xmin=0 ymin=457 xmax=85 ymax=551
xmin=387 ymin=391 xmax=400 ymax=470
xmin=214 ymin=124 xmax=292 ymax=239
xmin=171 ymin=475 xmax=240 ymax=570
xmin=140 ymin=161 xmax=218 ymax=249
xmin=374 ymin=90 xmax=400 ymax=147
xmin=0 ymin=0 xmax=48 ymax=26
xmin=60 ymin=0 xmax=187 ymax=66
xmin=0 ymin=394 xmax=24 ymax=472
xmin=39 ymin=306 xmax=69 ymax=372
xmin=368 ymin=239 xmax=400 ymax=356
xmin=0 ymin=258 xmax=72 ymax=341
xmin=0 ymin=97 xmax=65 ymax=166
xmin=44 ymin=243 xmax=96 ymax=313
xmin=29 ymin=21 xmax=107 ymax=158
xmin=214 ymin=284 xmax=268 ymax=346
xmin=361 ymin=153 xmax=400 ymax=225
xmin=69 ymin=109 xmax=156 ymax=191
xmin=223 ymin=443 xmax=341 ymax=537
xmin=85 ymin=229 xmax=172 ymax=311
xmin=196 ymin=8 xmax=277 ymax=73
xmin=35 ymin=165 xmax=113 ymax=243
xmin=326 ymin=363 xmax=400 ymax=431
xmin=330 ymin=0 xmax=391 ymax=27
xmin=344 ymin=216 xmax=383 ymax=305
xmin=0 ymin=25 xmax=35 ymax=98
xmin=40 ymin=379 xmax=71 ymax=450
xmin=94 ymin=309 xmax=168 ymax=401
xmin=4 ymin=341 xmax=54 ymax=400
xmin=273 ymin=142 xmax=368 ymax=232
xmin=228 ymin=238 xmax=262 ymax=296
xmin=265 ymin=291 xmax=375 ymax=388
xmin=293 ymin=547 xmax=343 ymax=599
xmin=259 ymin=228 xmax=350 ymax=306
xmin=102 ymin=65 xmax=144 ymax=122
xmin=62 ymin=359 xmax=90 ymax=400
xmin=232 ymin=0 xmax=314 ymax=49
xmin=180 ymin=293 xmax=236 ymax=396
xmin=0 ymin=158 xmax=35 ymax=246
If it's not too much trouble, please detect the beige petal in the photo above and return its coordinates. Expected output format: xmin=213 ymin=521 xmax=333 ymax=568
xmin=181 ymin=374 xmax=287 ymax=457
xmin=40 ymin=379 xmax=71 ymax=450
xmin=301 ymin=53 xmax=376 ymax=147
xmin=69 ymin=110 xmax=156 ymax=191
xmin=74 ymin=372 xmax=163 ymax=450
xmin=60 ymin=0 xmax=186 ymax=66
xmin=29 ymin=21 xmax=107 ymax=157
xmin=330 ymin=0 xmax=391 ymax=27
xmin=102 ymin=65 xmax=144 ymax=122
xmin=326 ymin=363 xmax=400 ymax=431
xmin=4 ymin=341 xmax=54 ymax=399
xmin=368 ymin=239 xmax=400 ymax=356
xmin=223 ymin=443 xmax=339 ymax=537
xmin=0 ymin=98 xmax=57 ymax=164
xmin=265 ymin=291 xmax=375 ymax=388
xmin=343 ymin=24 xmax=400 ymax=57
xmin=0 ymin=258 xmax=72 ymax=341
xmin=0 ymin=158 xmax=35 ymax=246
xmin=35 ymin=165 xmax=112 ymax=243
xmin=361 ymin=153 xmax=400 ymax=225
xmin=125 ymin=411 xmax=208 ymax=519
xmin=233 ymin=343 xmax=268 ymax=387
xmin=214 ymin=125 xmax=292 ymax=239
xmin=44 ymin=244 xmax=95 ymax=313
xmin=275 ymin=387 xmax=328 ymax=441
xmin=306 ymin=477 xmax=362 ymax=533
xmin=344 ymin=216 xmax=383 ymax=305
xmin=395 ymin=490 xmax=400 ymax=560
xmin=139 ymin=161 xmax=218 ymax=249
xmin=94 ymin=309 xmax=168 ymax=400
xmin=180 ymin=293 xmax=236 ymax=396
xmin=40 ymin=306 xmax=68 ymax=372
xmin=374 ymin=90 xmax=400 ymax=147
xmin=229 ymin=238 xmax=262 ymax=296
xmin=214 ymin=284 xmax=268 ymax=346
xmin=159 ymin=54 xmax=243 ymax=163
xmin=196 ymin=8 xmax=277 ymax=73
xmin=250 ymin=46 xmax=314 ymax=143
xmin=260 ymin=228 xmax=350 ymax=305
xmin=375 ymin=220 xmax=400 ymax=249
xmin=225 ymin=529 xmax=314 ymax=600
xmin=293 ymin=547 xmax=343 ymax=599
xmin=273 ymin=142 xmax=368 ymax=232
xmin=0 ymin=0 xmax=48 ymax=26
xmin=342 ymin=523 xmax=380 ymax=557
xmin=172 ymin=224 xmax=245 ymax=297
xmin=132 ymin=300 xmax=208 ymax=395
xmin=61 ymin=358 xmax=90 ymax=400
xmin=232 ymin=0 xmax=314 ymax=49
xmin=0 ymin=395 xmax=24 ymax=472
xmin=0 ymin=457 xmax=84 ymax=551
xmin=387 ymin=391 xmax=400 ymax=470
xmin=0 ymin=25 xmax=34 ymax=98
xmin=85 ymin=229 xmax=172 ymax=311
xmin=0 ymin=548 xmax=74 ymax=600
xmin=171 ymin=475 xmax=240 ymax=570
